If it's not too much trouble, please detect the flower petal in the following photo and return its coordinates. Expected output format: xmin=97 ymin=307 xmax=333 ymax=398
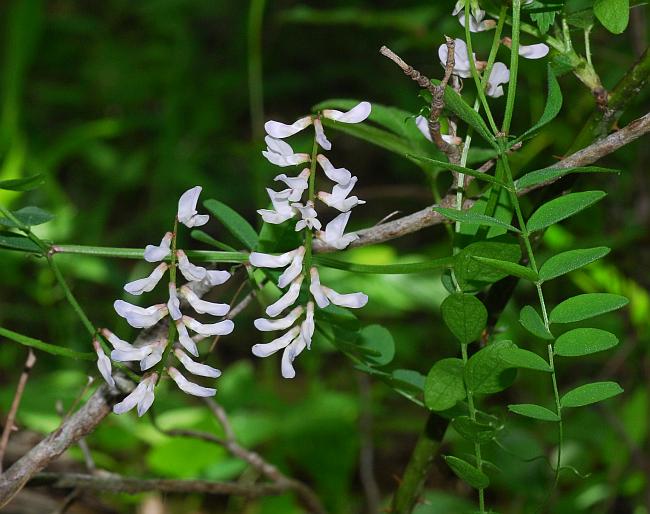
xmin=323 ymin=287 xmax=368 ymax=308
xmin=250 ymin=247 xmax=300 ymax=268
xmin=265 ymin=276 xmax=303 ymax=317
xmin=316 ymin=154 xmax=352 ymax=185
xmin=277 ymin=246 xmax=305 ymax=288
xmin=518 ymin=43 xmax=550 ymax=59
xmin=183 ymin=315 xmax=235 ymax=336
xmin=180 ymin=285 xmax=230 ymax=316
xmin=203 ymin=270 xmax=231 ymax=287
xmin=264 ymin=116 xmax=313 ymax=138
xmin=176 ymin=320 xmax=199 ymax=357
xmin=301 ymin=302 xmax=315 ymax=350
xmin=176 ymin=250 xmax=207 ymax=282
xmin=313 ymin=117 xmax=332 ymax=150
xmin=322 ymin=101 xmax=371 ymax=124
xmin=101 ymin=328 xmax=133 ymax=351
xmin=93 ymin=340 xmax=115 ymax=388
xmin=177 ymin=186 xmax=209 ymax=228
xmin=174 ymin=348 xmax=221 ymax=378
xmin=113 ymin=373 xmax=157 ymax=416
xmin=124 ymin=263 xmax=168 ymax=295
xmin=281 ymin=333 xmax=307 ymax=379
xmin=144 ymin=232 xmax=172 ymax=263
xmin=140 ymin=340 xmax=166 ymax=371
xmin=309 ymin=267 xmax=329 ymax=308
xmin=168 ymin=367 xmax=216 ymax=397
xmin=254 ymin=305 xmax=304 ymax=331
xmin=168 ymin=283 xmax=182 ymax=320
xmin=113 ymin=300 xmax=168 ymax=328
xmin=252 ymin=326 xmax=300 ymax=357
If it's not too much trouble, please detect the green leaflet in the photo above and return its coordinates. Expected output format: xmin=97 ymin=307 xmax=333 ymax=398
xmin=444 ymin=455 xmax=490 ymax=489
xmin=190 ymin=230 xmax=237 ymax=252
xmin=549 ymin=293 xmax=629 ymax=324
xmin=313 ymin=255 xmax=454 ymax=274
xmin=424 ymin=358 xmax=466 ymax=411
xmin=0 ymin=174 xmax=44 ymax=191
xmin=471 ymin=256 xmax=537 ymax=282
xmin=519 ymin=305 xmax=554 ymax=340
xmin=0 ymin=231 xmax=42 ymax=253
xmin=508 ymin=403 xmax=560 ymax=422
xmin=498 ymin=347 xmax=551 ymax=372
xmin=454 ymin=240 xmax=522 ymax=290
xmin=0 ymin=327 xmax=95 ymax=361
xmin=452 ymin=416 xmax=497 ymax=443
xmin=357 ymin=325 xmax=395 ymax=366
xmin=408 ymin=155 xmax=507 ymax=187
xmin=594 ymin=0 xmax=629 ymax=34
xmin=465 ymin=340 xmax=517 ymax=395
xmin=554 ymin=328 xmax=619 ymax=357
xmin=0 ymin=206 xmax=54 ymax=228
xmin=539 ymin=247 xmax=610 ymax=281
xmin=515 ymin=66 xmax=562 ymax=143
xmin=527 ymin=191 xmax=606 ymax=233
xmin=441 ymin=293 xmax=487 ymax=345
xmin=203 ymin=199 xmax=259 ymax=250
xmin=434 ymin=207 xmax=520 ymax=233
xmin=560 ymin=381 xmax=624 ymax=408
xmin=514 ymin=166 xmax=618 ymax=192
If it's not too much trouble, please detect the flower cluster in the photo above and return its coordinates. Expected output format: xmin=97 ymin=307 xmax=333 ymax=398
xmin=94 ymin=187 xmax=233 ymax=416
xmin=249 ymin=103 xmax=371 ymax=378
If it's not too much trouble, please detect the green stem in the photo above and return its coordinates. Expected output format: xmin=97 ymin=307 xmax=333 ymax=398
xmin=502 ymin=0 xmax=521 ymax=135
xmin=481 ymin=4 xmax=508 ymax=91
xmin=548 ymin=345 xmax=563 ymax=485
xmin=302 ymin=130 xmax=320 ymax=274
xmin=48 ymin=257 xmax=96 ymax=337
xmin=247 ymin=0 xmax=266 ymax=140
xmin=51 ymin=245 xmax=247 ymax=263
xmin=584 ymin=25 xmax=593 ymax=67
xmin=157 ymin=219 xmax=179 ymax=382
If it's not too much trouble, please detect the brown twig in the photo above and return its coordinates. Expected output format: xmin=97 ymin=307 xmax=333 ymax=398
xmin=0 ymin=350 xmax=36 ymax=474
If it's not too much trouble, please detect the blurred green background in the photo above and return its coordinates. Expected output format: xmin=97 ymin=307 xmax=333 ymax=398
xmin=0 ymin=1 xmax=648 ymax=513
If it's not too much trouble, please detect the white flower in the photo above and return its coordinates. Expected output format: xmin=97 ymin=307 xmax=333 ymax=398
xmin=313 ymin=117 xmax=332 ymax=150
xmin=144 ymin=232 xmax=172 ymax=263
xmin=254 ymin=305 xmax=304 ymax=331
xmin=182 ymin=315 xmax=235 ymax=336
xmin=293 ymin=201 xmax=321 ymax=231
xmin=486 ymin=62 xmax=510 ymax=98
xmin=322 ymin=101 xmax=371 ymax=124
xmin=252 ymin=326 xmax=301 ymax=358
xmin=458 ymin=12 xmax=496 ymax=32
xmin=317 ymin=176 xmax=366 ymax=212
xmin=250 ymin=247 xmax=302 ymax=268
xmin=438 ymin=38 xmax=475 ymax=78
xmin=124 ymin=263 xmax=168 ymax=295
xmin=174 ymin=348 xmax=221 ymax=378
xmin=202 ymin=270 xmax=231 ymax=287
xmin=114 ymin=300 xmax=168 ymax=328
xmin=257 ymin=188 xmax=296 ymax=224
xmin=262 ymin=136 xmax=311 ymax=167
xmin=140 ymin=339 xmax=167 ymax=371
xmin=265 ymin=115 xmax=313 ymax=138
xmin=168 ymin=367 xmax=216 ymax=397
xmin=309 ymin=267 xmax=330 ymax=308
xmin=281 ymin=333 xmax=308 ymax=379
xmin=277 ymin=246 xmax=306 ymax=288
xmin=93 ymin=339 xmax=115 ymax=388
xmin=176 ymin=250 xmax=207 ymax=282
xmin=274 ymin=168 xmax=310 ymax=202
xmin=415 ymin=116 xmax=462 ymax=145
xmin=168 ymin=283 xmax=182 ymax=320
xmin=452 ymin=0 xmax=484 ymax=21
xmin=110 ymin=344 xmax=153 ymax=363
xmin=113 ymin=373 xmax=158 ymax=416
xmin=316 ymin=155 xmax=352 ymax=185
xmin=176 ymin=320 xmax=199 ymax=357
xmin=180 ymin=285 xmax=230 ymax=316
xmin=316 ymin=211 xmax=358 ymax=250
xmin=518 ymin=43 xmax=550 ymax=59
xmin=177 ymin=186 xmax=209 ymax=228
xmin=101 ymin=328 xmax=133 ymax=352
xmin=266 ymin=276 xmax=303 ymax=317
xmin=301 ymin=302 xmax=315 ymax=349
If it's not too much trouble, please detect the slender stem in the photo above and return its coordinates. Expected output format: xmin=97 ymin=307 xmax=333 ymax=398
xmin=48 ymin=256 xmax=96 ymax=337
xmin=548 ymin=345 xmax=563 ymax=485
xmin=247 ymin=0 xmax=266 ymax=140
xmin=584 ymin=25 xmax=593 ymax=67
xmin=158 ymin=219 xmax=179 ymax=382
xmin=464 ymin=2 xmax=499 ymax=135
xmin=302 ymin=131 xmax=320 ymax=274
xmin=51 ymin=245 xmax=247 ymax=263
xmin=481 ymin=5 xmax=508 ymax=91
xmin=502 ymin=0 xmax=521 ymax=134
xmin=461 ymin=343 xmax=485 ymax=513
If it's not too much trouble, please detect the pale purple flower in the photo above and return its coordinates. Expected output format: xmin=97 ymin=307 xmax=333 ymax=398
xmin=265 ymin=116 xmax=313 ymax=138
xmin=177 ymin=186 xmax=209 ymax=228
xmin=168 ymin=367 xmax=216 ymax=397
xmin=317 ymin=176 xmax=366 ymax=212
xmin=316 ymin=211 xmax=358 ymax=250
xmin=113 ymin=373 xmax=158 ymax=416
xmin=144 ymin=232 xmax=172 ymax=263
xmin=93 ymin=339 xmax=115 ymax=388
xmin=262 ymin=136 xmax=311 ymax=167
xmin=322 ymin=101 xmax=371 ymax=124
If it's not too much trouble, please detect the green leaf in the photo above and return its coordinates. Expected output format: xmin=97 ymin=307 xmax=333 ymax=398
xmin=516 ymin=66 xmax=562 ymax=142
xmin=508 ymin=403 xmax=559 ymax=421
xmin=530 ymin=8 xmax=557 ymax=34
xmin=471 ymin=256 xmax=537 ymax=281
xmin=549 ymin=293 xmax=628 ymax=324
xmin=0 ymin=231 xmax=42 ymax=253
xmin=407 ymin=155 xmax=507 ymax=187
xmin=499 ymin=347 xmax=551 ymax=372
xmin=441 ymin=293 xmax=487 ymax=345
xmin=313 ymin=255 xmax=454 ymax=274
xmin=0 ymin=206 xmax=54 ymax=228
xmin=424 ymin=358 xmax=466 ymax=411
xmin=0 ymin=174 xmax=44 ymax=191
xmin=554 ymin=328 xmax=619 ymax=357
xmin=440 ymin=88 xmax=497 ymax=149
xmin=454 ymin=240 xmax=522 ymax=290
xmin=526 ymin=191 xmax=606 ymax=233
xmin=561 ymin=381 xmax=624 ymax=408
xmin=433 ymin=207 xmax=519 ymax=233
xmin=444 ymin=455 xmax=490 ymax=489
xmin=190 ymin=230 xmax=236 ymax=251
xmin=519 ymin=305 xmax=554 ymax=340
xmin=203 ymin=199 xmax=258 ymax=250
xmin=465 ymin=340 xmax=517 ymax=395
xmin=357 ymin=325 xmax=395 ymax=366
xmin=594 ymin=0 xmax=629 ymax=34
xmin=539 ymin=247 xmax=610 ymax=281
xmin=0 ymin=327 xmax=95 ymax=360
xmin=514 ymin=166 xmax=618 ymax=192
xmin=452 ymin=416 xmax=497 ymax=443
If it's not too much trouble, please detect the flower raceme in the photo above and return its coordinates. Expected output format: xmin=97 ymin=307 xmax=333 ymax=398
xmin=94 ymin=186 xmax=233 ymax=416
xmin=250 ymin=103 xmax=371 ymax=378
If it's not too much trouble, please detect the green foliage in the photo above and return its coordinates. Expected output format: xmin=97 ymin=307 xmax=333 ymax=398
xmin=424 ymin=358 xmax=466 ymax=411
xmin=444 ymin=455 xmax=490 ymax=489
xmin=0 ymin=206 xmax=54 ymax=227
xmin=434 ymin=207 xmax=520 ymax=233
xmin=538 ymin=247 xmax=610 ymax=281
xmin=441 ymin=293 xmax=487 ymax=345
xmin=554 ymin=328 xmax=619 ymax=357
xmin=527 ymin=191 xmax=607 ymax=233
xmin=454 ymin=241 xmax=522 ymax=290
xmin=516 ymin=66 xmax=562 ymax=142
xmin=471 ymin=256 xmax=538 ymax=281
xmin=0 ymin=173 xmax=44 ymax=191
xmin=549 ymin=293 xmax=629 ymax=323
xmin=357 ymin=324 xmax=395 ymax=366
xmin=499 ymin=347 xmax=552 ymax=372
xmin=519 ymin=305 xmax=554 ymax=340
xmin=0 ymin=231 xmax=41 ymax=253
xmin=514 ymin=166 xmax=618 ymax=192
xmin=464 ymin=340 xmax=517 ymax=395
xmin=508 ymin=403 xmax=560 ymax=422
xmin=452 ymin=415 xmax=498 ymax=443
xmin=203 ymin=199 xmax=259 ymax=250
xmin=593 ymin=0 xmax=629 ymax=34
xmin=560 ymin=381 xmax=624 ymax=408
